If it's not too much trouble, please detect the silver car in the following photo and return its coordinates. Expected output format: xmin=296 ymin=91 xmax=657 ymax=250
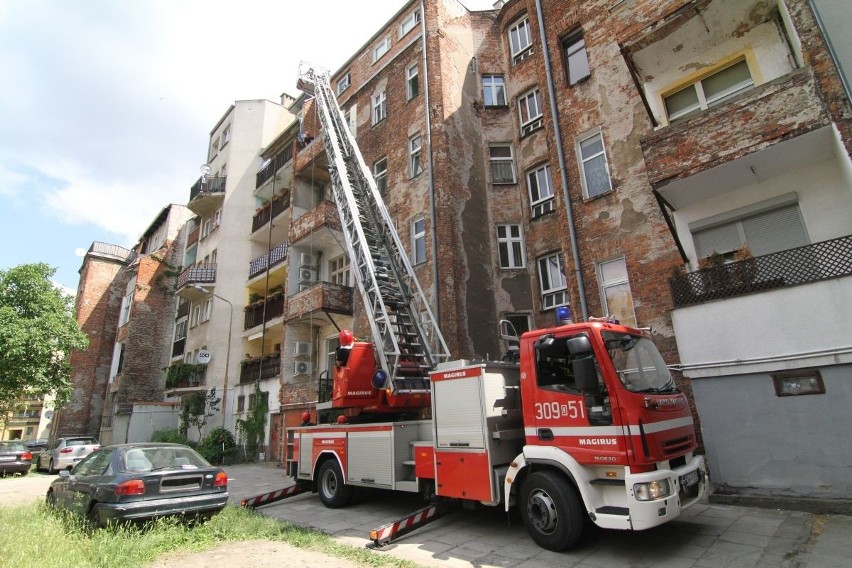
xmin=37 ymin=436 xmax=100 ymax=474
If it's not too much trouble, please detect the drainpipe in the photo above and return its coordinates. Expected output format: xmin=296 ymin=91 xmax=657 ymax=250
xmin=420 ymin=0 xmax=441 ymax=327
xmin=534 ymin=0 xmax=589 ymax=320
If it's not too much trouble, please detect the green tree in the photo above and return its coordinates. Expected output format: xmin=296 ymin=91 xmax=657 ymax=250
xmin=236 ymin=382 xmax=268 ymax=461
xmin=180 ymin=388 xmax=220 ymax=441
xmin=0 ymin=263 xmax=88 ymax=412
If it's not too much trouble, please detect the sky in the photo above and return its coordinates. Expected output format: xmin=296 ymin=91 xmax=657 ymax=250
xmin=0 ymin=0 xmax=493 ymax=294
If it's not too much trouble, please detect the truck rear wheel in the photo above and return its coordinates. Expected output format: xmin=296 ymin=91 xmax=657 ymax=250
xmin=317 ymin=460 xmax=353 ymax=508
xmin=520 ymin=470 xmax=584 ymax=551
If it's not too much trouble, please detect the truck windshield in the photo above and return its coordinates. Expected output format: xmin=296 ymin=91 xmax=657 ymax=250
xmin=602 ymin=331 xmax=677 ymax=393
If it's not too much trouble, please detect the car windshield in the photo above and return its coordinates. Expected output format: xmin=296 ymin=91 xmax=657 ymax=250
xmin=0 ymin=442 xmax=26 ymax=451
xmin=123 ymin=446 xmax=212 ymax=472
xmin=603 ymin=331 xmax=677 ymax=393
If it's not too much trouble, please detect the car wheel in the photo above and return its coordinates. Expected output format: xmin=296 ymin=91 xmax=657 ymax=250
xmin=88 ymin=504 xmax=103 ymax=530
xmin=317 ymin=459 xmax=353 ymax=508
xmin=520 ymin=470 xmax=585 ymax=551
xmin=48 ymin=459 xmax=57 ymax=475
xmin=46 ymin=490 xmax=57 ymax=508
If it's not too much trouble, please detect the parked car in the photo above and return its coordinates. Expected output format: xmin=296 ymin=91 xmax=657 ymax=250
xmin=36 ymin=436 xmax=100 ymax=474
xmin=0 ymin=441 xmax=32 ymax=476
xmin=25 ymin=439 xmax=48 ymax=453
xmin=45 ymin=443 xmax=229 ymax=528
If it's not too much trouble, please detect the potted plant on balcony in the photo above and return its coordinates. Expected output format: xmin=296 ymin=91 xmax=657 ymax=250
xmin=732 ymin=245 xmax=758 ymax=287
xmin=698 ymin=251 xmax=727 ymax=293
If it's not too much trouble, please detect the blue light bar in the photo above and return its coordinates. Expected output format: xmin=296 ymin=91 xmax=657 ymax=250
xmin=556 ymin=305 xmax=572 ymax=325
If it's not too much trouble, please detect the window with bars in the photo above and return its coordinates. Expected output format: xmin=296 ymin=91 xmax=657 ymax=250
xmin=483 ymin=75 xmax=507 ymax=107
xmin=597 ymin=258 xmax=637 ymax=327
xmin=509 ymin=16 xmax=533 ymax=64
xmin=372 ymin=91 xmax=387 ymax=124
xmin=497 ymin=224 xmax=525 ymax=268
xmin=518 ymin=88 xmax=543 ymax=136
xmin=527 ymin=163 xmax=555 ymax=217
xmin=489 ymin=144 xmax=516 ymax=184
xmin=374 ymin=157 xmax=388 ymax=196
xmin=664 ymin=59 xmax=754 ymax=122
xmin=562 ymin=30 xmax=590 ymax=85
xmin=409 ymin=133 xmax=423 ymax=178
xmin=538 ymin=253 xmax=568 ymax=310
xmin=577 ymin=129 xmax=612 ymax=198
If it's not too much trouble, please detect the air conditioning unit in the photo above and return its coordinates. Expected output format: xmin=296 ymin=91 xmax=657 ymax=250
xmin=298 ymin=253 xmax=316 ymax=268
xmin=299 ymin=268 xmax=317 ymax=283
xmin=294 ymin=361 xmax=312 ymax=375
xmin=294 ymin=341 xmax=311 ymax=356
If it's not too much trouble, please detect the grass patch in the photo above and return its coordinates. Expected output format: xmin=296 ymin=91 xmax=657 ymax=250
xmin=0 ymin=503 xmax=422 ymax=568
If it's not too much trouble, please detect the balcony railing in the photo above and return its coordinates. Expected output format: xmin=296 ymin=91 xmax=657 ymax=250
xmin=176 ymin=263 xmax=217 ymax=289
xmin=189 ymin=175 xmax=227 ymax=202
xmin=165 ymin=363 xmax=207 ymax=390
xmin=248 ymin=242 xmax=289 ymax=279
xmin=244 ymin=294 xmax=286 ymax=330
xmin=252 ymin=193 xmax=290 ymax=233
xmin=670 ymin=235 xmax=852 ymax=308
xmin=256 ymin=143 xmax=294 ymax=188
xmin=239 ymin=354 xmax=281 ymax=384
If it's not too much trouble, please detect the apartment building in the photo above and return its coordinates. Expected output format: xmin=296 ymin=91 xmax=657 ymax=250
xmin=174 ymin=99 xmax=295 ymax=453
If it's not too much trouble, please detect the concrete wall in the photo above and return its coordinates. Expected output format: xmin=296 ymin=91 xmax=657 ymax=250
xmin=110 ymin=403 xmax=180 ymax=445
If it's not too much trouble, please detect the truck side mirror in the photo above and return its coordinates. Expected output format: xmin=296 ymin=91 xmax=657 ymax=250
xmin=573 ymin=356 xmax=599 ymax=394
xmin=566 ymin=335 xmax=592 ymax=356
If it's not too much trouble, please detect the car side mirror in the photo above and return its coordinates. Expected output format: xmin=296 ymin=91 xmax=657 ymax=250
xmin=59 ymin=470 xmax=71 ymax=478
xmin=566 ymin=335 xmax=592 ymax=356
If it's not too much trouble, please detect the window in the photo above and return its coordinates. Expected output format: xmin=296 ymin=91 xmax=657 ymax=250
xmin=483 ymin=75 xmax=507 ymax=107
xmin=346 ymin=105 xmax=357 ymax=137
xmin=374 ymin=157 xmax=388 ymax=196
xmin=597 ymin=258 xmax=637 ymax=327
xmin=527 ymin=164 xmax=555 ymax=217
xmin=201 ymin=218 xmax=212 ymax=239
xmin=191 ymin=305 xmax=201 ymax=327
xmin=219 ymin=125 xmax=231 ymax=149
xmin=202 ymin=299 xmax=213 ymax=323
xmin=489 ymin=144 xmax=516 ymax=184
xmin=535 ymin=336 xmax=581 ymax=392
xmin=210 ymin=249 xmax=217 ymax=265
xmin=119 ymin=290 xmax=133 ymax=326
xmin=336 ymin=73 xmax=350 ymax=95
xmin=400 ymin=9 xmax=421 ymax=37
xmin=577 ymin=130 xmax=612 ymax=198
xmin=373 ymin=35 xmax=391 ymax=62
xmin=407 ymin=64 xmax=419 ymax=100
xmin=372 ymin=91 xmax=387 ymax=124
xmin=692 ymin=202 xmax=808 ymax=260
xmin=509 ymin=16 xmax=533 ymax=64
xmin=210 ymin=137 xmax=219 ymax=159
xmin=664 ymin=59 xmax=754 ymax=122
xmin=518 ymin=88 xmax=543 ymax=135
xmin=409 ymin=133 xmax=423 ymax=178
xmin=412 ymin=217 xmax=426 ymax=264
xmin=329 ymin=255 xmax=350 ymax=285
xmin=174 ymin=320 xmax=188 ymax=341
xmin=538 ymin=253 xmax=568 ymax=310
xmin=505 ymin=313 xmax=531 ymax=336
xmin=772 ymin=369 xmax=825 ymax=397
xmin=213 ymin=209 xmax=222 ymax=227
xmin=497 ymin=224 xmax=525 ymax=268
xmin=562 ymin=31 xmax=590 ymax=85
xmin=237 ymin=395 xmax=245 ymax=412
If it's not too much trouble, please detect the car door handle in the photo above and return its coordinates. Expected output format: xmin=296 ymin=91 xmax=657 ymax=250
xmin=538 ymin=428 xmax=553 ymax=441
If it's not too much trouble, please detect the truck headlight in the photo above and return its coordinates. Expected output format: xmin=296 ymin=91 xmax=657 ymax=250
xmin=633 ymin=479 xmax=672 ymax=501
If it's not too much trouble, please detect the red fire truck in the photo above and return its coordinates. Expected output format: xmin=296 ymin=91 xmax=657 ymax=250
xmin=276 ymin=65 xmax=706 ymax=551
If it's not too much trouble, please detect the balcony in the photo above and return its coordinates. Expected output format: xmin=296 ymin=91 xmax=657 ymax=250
xmin=188 ymin=175 xmax=226 ymax=217
xmin=250 ymin=193 xmax=291 ymax=244
xmin=175 ymin=263 xmax=216 ymax=300
xmin=642 ymin=70 xmax=830 ymax=191
xmin=285 ymin=282 xmax=353 ymax=321
xmin=669 ymin=236 xmax=852 ymax=308
xmin=244 ymin=294 xmax=286 ymax=330
xmin=164 ymin=363 xmax=207 ymax=391
xmin=248 ymin=242 xmax=289 ymax=280
xmin=289 ymin=200 xmax=342 ymax=245
xmin=256 ymin=143 xmax=294 ymax=188
xmin=239 ymin=354 xmax=281 ymax=384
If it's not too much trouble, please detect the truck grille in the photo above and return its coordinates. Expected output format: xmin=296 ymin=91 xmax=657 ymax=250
xmin=662 ymin=435 xmax=693 ymax=455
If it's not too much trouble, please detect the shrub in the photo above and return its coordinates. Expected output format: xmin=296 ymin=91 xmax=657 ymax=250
xmin=197 ymin=427 xmax=237 ymax=465
xmin=150 ymin=428 xmax=195 ymax=447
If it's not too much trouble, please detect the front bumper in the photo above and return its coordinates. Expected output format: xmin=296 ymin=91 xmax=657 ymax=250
xmin=95 ymin=492 xmax=230 ymax=524
xmin=623 ymin=455 xmax=706 ymax=530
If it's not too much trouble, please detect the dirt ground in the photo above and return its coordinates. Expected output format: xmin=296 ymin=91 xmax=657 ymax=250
xmin=0 ymin=472 xmax=364 ymax=568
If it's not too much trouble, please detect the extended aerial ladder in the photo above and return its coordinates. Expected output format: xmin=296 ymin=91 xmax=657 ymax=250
xmin=297 ymin=63 xmax=450 ymax=399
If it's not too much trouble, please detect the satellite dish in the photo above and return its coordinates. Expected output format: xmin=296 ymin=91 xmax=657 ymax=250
xmin=200 ymin=164 xmax=212 ymax=176
xmin=197 ymin=350 xmax=212 ymax=365
xmin=45 ymin=410 xmax=55 ymax=420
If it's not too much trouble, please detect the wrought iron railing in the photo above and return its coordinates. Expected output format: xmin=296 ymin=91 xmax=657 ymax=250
xmin=176 ymin=263 xmax=217 ymax=289
xmin=670 ymin=235 xmax=852 ymax=307
xmin=239 ymin=354 xmax=281 ymax=384
xmin=252 ymin=194 xmax=290 ymax=233
xmin=243 ymin=295 xmax=286 ymax=330
xmin=256 ymin=143 xmax=294 ymax=188
xmin=248 ymin=242 xmax=289 ymax=279
xmin=189 ymin=175 xmax=227 ymax=202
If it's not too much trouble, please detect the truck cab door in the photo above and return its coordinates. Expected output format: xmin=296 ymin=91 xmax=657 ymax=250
xmin=529 ymin=333 xmax=625 ymax=464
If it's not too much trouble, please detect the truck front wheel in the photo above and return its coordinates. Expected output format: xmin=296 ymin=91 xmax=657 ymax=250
xmin=317 ymin=460 xmax=353 ymax=508
xmin=520 ymin=470 xmax=584 ymax=551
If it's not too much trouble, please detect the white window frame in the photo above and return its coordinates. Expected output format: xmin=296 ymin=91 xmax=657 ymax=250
xmin=119 ymin=290 xmax=133 ymax=326
xmin=576 ymin=129 xmax=612 ymax=198
xmin=202 ymin=299 xmax=213 ymax=323
xmin=174 ymin=319 xmax=188 ymax=342
xmin=336 ymin=73 xmax=350 ymax=95
xmin=374 ymin=157 xmax=388 ymax=196
xmin=489 ymin=144 xmax=516 ymax=184
xmin=407 ymin=64 xmax=419 ymax=100
xmin=201 ymin=218 xmax=212 ymax=239
xmin=219 ymin=125 xmax=231 ymax=149
xmin=518 ymin=88 xmax=543 ymax=136
xmin=597 ymin=257 xmax=637 ymax=327
xmin=412 ymin=216 xmax=426 ymax=265
xmin=213 ymin=209 xmax=222 ymax=227
xmin=329 ymin=255 xmax=350 ymax=286
xmin=663 ymin=58 xmax=754 ymax=122
xmin=563 ymin=30 xmax=590 ymax=85
xmin=399 ymin=9 xmax=421 ymax=37
xmin=483 ymin=75 xmax=507 ymax=107
xmin=526 ymin=163 xmax=555 ymax=217
xmin=409 ymin=133 xmax=423 ymax=178
xmin=373 ymin=35 xmax=391 ymax=63
xmin=538 ymin=253 xmax=568 ymax=310
xmin=497 ymin=224 xmax=525 ymax=269
xmin=191 ymin=305 xmax=201 ymax=327
xmin=372 ymin=91 xmax=387 ymax=125
xmin=509 ymin=16 xmax=533 ymax=64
